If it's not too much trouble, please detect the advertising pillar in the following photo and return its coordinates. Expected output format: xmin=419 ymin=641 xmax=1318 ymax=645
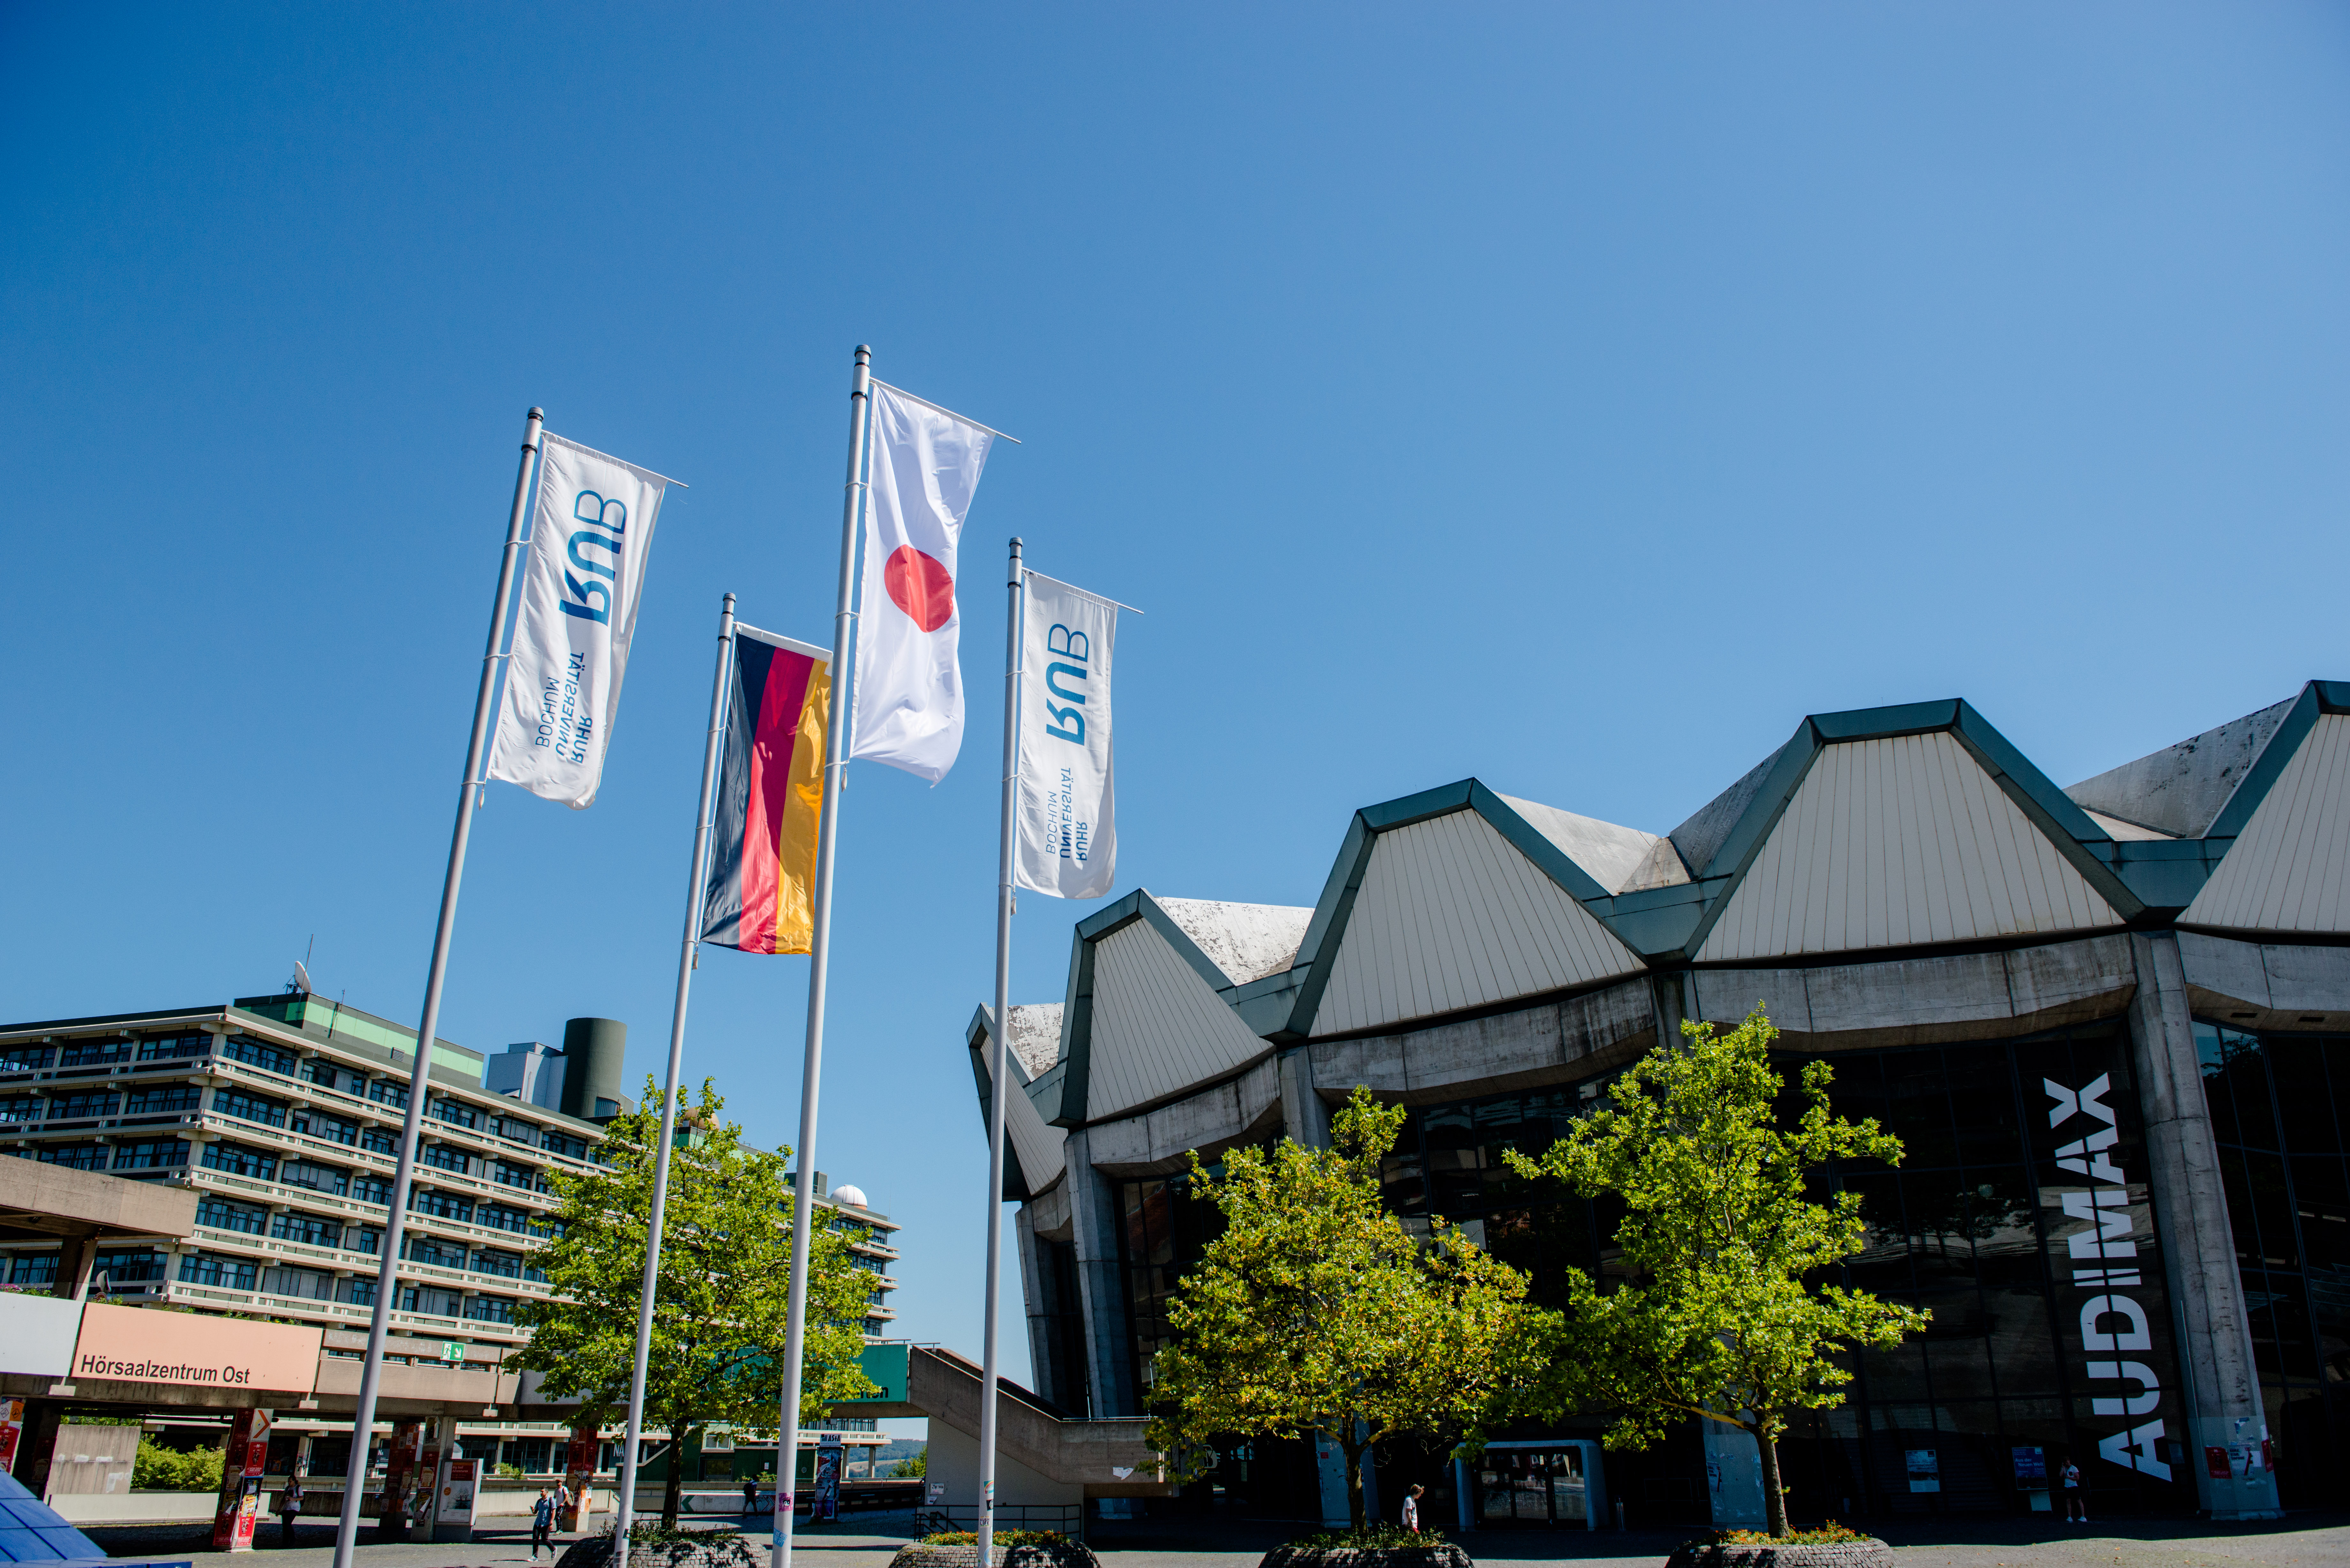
xmin=811 ymin=1435 xmax=842 ymax=1524
xmin=560 ymin=1417 xmax=600 ymax=1531
xmin=212 ymin=1408 xmax=274 ymax=1551
xmin=436 ymin=1447 xmax=482 ymax=1543
xmin=378 ymin=1419 xmax=424 ymax=1541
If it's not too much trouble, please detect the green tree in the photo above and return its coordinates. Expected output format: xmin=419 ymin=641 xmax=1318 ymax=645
xmin=1503 ymin=1009 xmax=1926 ymax=1538
xmin=512 ymin=1078 xmax=876 ymax=1528
xmin=1146 ymin=1087 xmax=1548 ymax=1529
xmin=888 ymin=1448 xmax=926 ymax=1478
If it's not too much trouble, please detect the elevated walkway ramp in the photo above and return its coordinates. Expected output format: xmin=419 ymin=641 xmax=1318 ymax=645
xmin=832 ymin=1343 xmax=1169 ymax=1502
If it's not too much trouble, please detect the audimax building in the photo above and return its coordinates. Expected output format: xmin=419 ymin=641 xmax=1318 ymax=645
xmin=967 ymin=682 xmax=2350 ymax=1527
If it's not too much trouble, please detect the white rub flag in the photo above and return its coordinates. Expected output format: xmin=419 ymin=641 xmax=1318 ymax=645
xmin=487 ymin=433 xmax=676 ymax=808
xmin=1015 ymin=572 xmax=1118 ymax=899
xmin=850 ymin=383 xmax=996 ymax=784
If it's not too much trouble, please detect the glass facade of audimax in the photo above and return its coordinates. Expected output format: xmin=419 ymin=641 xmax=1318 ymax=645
xmin=2195 ymin=1023 xmax=2350 ymax=1507
xmin=1366 ymin=1027 xmax=2196 ymax=1522
xmin=1106 ymin=1027 xmax=2203 ymax=1523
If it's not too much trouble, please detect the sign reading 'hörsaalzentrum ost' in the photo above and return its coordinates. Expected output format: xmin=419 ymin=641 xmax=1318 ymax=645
xmin=72 ymin=1302 xmax=322 ymax=1392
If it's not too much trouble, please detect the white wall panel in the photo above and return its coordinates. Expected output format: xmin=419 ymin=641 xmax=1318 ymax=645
xmin=1696 ymin=732 xmax=2119 ymax=963
xmin=1312 ymin=809 xmax=1644 ymax=1037
xmin=2186 ymin=714 xmax=2350 ymax=934
xmin=1086 ymin=918 xmax=1272 ymax=1119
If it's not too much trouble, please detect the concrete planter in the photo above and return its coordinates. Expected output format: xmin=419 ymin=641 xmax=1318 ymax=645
xmin=888 ymin=1543 xmax=1101 ymax=1568
xmin=1258 ymin=1546 xmax=1474 ymax=1568
xmin=556 ymin=1532 xmax=767 ymax=1568
xmin=1664 ymin=1540 xmax=1893 ymax=1568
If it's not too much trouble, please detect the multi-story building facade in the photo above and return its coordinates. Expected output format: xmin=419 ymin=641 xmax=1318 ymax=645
xmin=0 ymin=989 xmax=901 ymax=1474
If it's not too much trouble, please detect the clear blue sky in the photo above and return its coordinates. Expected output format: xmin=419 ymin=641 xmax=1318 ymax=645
xmin=5 ymin=4 xmax=2347 ymax=1405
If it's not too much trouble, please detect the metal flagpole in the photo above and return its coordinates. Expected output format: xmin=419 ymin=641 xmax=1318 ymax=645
xmin=769 ymin=346 xmax=873 ymax=1568
xmin=613 ymin=592 xmax=739 ymax=1543
xmin=330 ymin=407 xmax=544 ymax=1568
xmin=975 ymin=538 xmax=1027 ymax=1566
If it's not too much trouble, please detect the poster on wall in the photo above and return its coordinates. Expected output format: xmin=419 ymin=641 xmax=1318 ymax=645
xmin=1904 ymin=1450 xmax=1940 ymax=1494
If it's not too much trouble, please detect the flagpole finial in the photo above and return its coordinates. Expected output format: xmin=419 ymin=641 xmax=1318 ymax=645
xmin=528 ymin=407 xmax=543 ymax=420
xmin=854 ymin=345 xmax=871 ymax=361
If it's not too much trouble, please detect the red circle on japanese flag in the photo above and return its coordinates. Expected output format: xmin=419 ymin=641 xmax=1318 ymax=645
xmin=883 ymin=545 xmax=955 ymax=632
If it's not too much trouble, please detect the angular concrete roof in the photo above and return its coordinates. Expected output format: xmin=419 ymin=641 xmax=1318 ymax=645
xmin=1497 ymin=795 xmax=1681 ymax=894
xmin=1154 ymin=899 xmax=1312 ymax=986
xmin=2066 ymin=697 xmax=2295 ymax=839
xmin=974 ymin=680 xmax=2349 ymax=1133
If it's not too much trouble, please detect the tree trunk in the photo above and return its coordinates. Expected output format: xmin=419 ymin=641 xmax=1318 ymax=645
xmin=1755 ymin=1426 xmax=1787 ymax=1540
xmin=662 ymin=1424 xmax=687 ymax=1533
xmin=1341 ymin=1435 xmax=1366 ymax=1532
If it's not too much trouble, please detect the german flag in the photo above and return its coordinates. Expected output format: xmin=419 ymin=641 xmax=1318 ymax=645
xmin=701 ymin=627 xmax=830 ymax=954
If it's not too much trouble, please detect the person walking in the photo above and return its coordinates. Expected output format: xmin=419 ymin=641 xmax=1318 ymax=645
xmin=743 ymin=1476 xmax=759 ymax=1516
xmin=530 ymin=1489 xmax=555 ymax=1559
xmin=276 ymin=1478 xmax=303 ymax=1547
xmin=555 ymin=1478 xmax=576 ymax=1535
xmin=1401 ymin=1483 xmax=1424 ymax=1534
xmin=2059 ymin=1459 xmax=2087 ymax=1522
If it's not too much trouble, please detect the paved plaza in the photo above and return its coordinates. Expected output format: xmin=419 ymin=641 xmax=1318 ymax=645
xmin=76 ymin=1509 xmax=2350 ymax=1568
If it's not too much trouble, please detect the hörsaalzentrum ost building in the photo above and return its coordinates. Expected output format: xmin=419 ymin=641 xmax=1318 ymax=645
xmin=968 ymin=682 xmax=2350 ymax=1528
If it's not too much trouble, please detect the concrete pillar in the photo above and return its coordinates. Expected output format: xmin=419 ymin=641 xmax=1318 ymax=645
xmin=1312 ymin=1432 xmax=1349 ymax=1527
xmin=1650 ymin=971 xmax=1688 ymax=1046
xmin=1278 ymin=1049 xmax=1332 ymax=1150
xmin=1061 ymin=1129 xmax=1139 ymax=1418
xmin=1702 ymin=1423 xmax=1765 ymax=1528
xmin=9 ymin=1399 xmax=63 ymax=1496
xmin=2127 ymin=931 xmax=2281 ymax=1519
xmin=1658 ymin=973 xmax=1768 ymax=1528
xmin=51 ymin=1234 xmax=95 ymax=1302
xmin=1012 ymin=1205 xmax=1059 ymax=1410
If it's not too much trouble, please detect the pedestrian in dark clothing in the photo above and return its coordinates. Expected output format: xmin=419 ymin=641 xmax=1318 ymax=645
xmin=531 ymin=1489 xmax=556 ymax=1559
xmin=743 ymin=1478 xmax=759 ymax=1516
xmin=277 ymin=1480 xmax=304 ymax=1546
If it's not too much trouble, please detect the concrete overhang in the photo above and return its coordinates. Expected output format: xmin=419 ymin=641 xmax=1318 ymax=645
xmin=0 ymin=1164 xmax=197 ymax=1245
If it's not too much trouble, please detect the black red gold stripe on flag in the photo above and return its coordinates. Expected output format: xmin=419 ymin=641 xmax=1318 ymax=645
xmin=701 ymin=627 xmax=829 ymax=954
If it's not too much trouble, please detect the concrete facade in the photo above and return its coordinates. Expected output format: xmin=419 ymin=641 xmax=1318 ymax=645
xmin=973 ymin=682 xmax=2350 ymax=1526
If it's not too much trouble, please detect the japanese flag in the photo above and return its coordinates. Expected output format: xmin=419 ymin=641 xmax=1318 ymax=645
xmin=849 ymin=382 xmax=996 ymax=783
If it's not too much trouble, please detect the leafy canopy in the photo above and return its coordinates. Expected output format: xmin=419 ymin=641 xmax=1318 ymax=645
xmin=1504 ymin=1009 xmax=1925 ymax=1536
xmin=1146 ymin=1087 xmax=1548 ymax=1528
xmin=511 ymin=1077 xmax=875 ymax=1527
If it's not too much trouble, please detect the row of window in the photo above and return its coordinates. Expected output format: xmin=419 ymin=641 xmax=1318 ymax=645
xmin=5 ymin=1035 xmax=599 ymax=1165
xmin=168 ymin=1250 xmax=527 ymax=1322
xmin=0 ymin=1083 xmax=204 ymax=1121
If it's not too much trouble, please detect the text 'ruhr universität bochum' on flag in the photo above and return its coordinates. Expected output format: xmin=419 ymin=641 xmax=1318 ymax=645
xmin=700 ymin=628 xmax=830 ymax=955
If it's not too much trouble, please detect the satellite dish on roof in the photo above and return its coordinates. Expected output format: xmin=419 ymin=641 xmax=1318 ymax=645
xmin=292 ymin=961 xmax=313 ymax=995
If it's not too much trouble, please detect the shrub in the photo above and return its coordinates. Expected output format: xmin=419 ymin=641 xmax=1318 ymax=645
xmin=920 ymin=1531 xmax=1065 ymax=1547
xmin=1709 ymin=1522 xmax=1868 ymax=1545
xmin=133 ymin=1437 xmax=224 ymax=1492
xmin=1286 ymin=1525 xmax=1446 ymax=1548
xmin=618 ymin=1524 xmax=740 ymax=1544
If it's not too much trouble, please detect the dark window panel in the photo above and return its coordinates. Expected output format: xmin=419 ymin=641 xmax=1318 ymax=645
xmin=2269 ymin=1037 xmax=2339 ymax=1159
xmin=2243 ymin=1150 xmax=2303 ymax=1273
xmin=1914 ymin=1289 xmax=2000 ymax=1403
xmin=2243 ymin=1274 xmax=2323 ymax=1384
xmin=1899 ymin=1171 xmax=1982 ymax=1290
xmin=1882 ymin=1051 xmax=1960 ymax=1171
